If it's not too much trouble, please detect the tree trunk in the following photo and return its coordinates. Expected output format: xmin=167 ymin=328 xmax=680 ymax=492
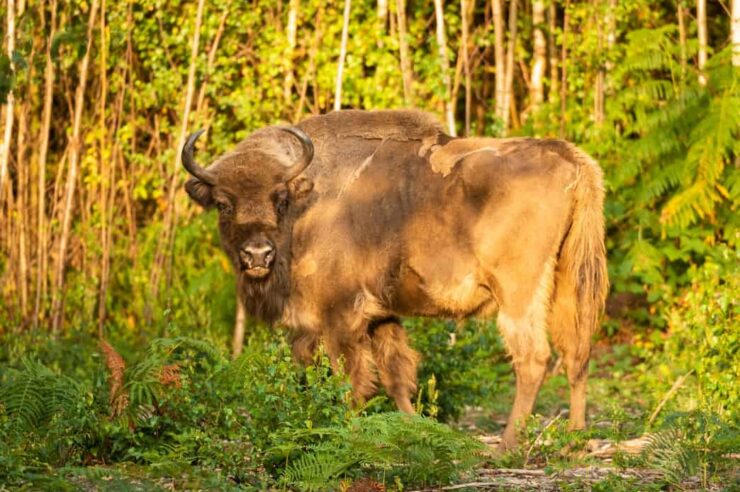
xmin=461 ymin=0 xmax=471 ymax=135
xmin=492 ymin=0 xmax=505 ymax=121
xmin=677 ymin=2 xmax=687 ymax=78
xmin=284 ymin=0 xmax=299 ymax=104
xmin=396 ymin=0 xmax=414 ymax=104
xmin=51 ymin=0 xmax=99 ymax=333
xmin=16 ymin=89 xmax=29 ymax=321
xmin=593 ymin=0 xmax=604 ymax=124
xmin=433 ymin=0 xmax=456 ymax=135
xmin=294 ymin=4 xmax=323 ymax=119
xmin=233 ymin=292 xmax=246 ymax=358
xmin=334 ymin=0 xmax=351 ymax=111
xmin=732 ymin=0 xmax=740 ymax=67
xmin=697 ymin=0 xmax=707 ymax=85
xmin=195 ymin=5 xmax=230 ymax=124
xmin=148 ymin=0 xmax=205 ymax=306
xmin=501 ymin=0 xmax=518 ymax=132
xmin=548 ymin=1 xmax=558 ymax=103
xmin=97 ymin=0 xmax=110 ymax=337
xmin=35 ymin=0 xmax=57 ymax=327
xmin=559 ymin=0 xmax=570 ymax=138
xmin=0 ymin=0 xmax=16 ymax=205
xmin=378 ymin=0 xmax=388 ymax=25
xmin=530 ymin=0 xmax=546 ymax=115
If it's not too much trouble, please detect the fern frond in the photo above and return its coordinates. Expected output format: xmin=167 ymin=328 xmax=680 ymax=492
xmin=0 ymin=359 xmax=84 ymax=432
xmin=644 ymin=430 xmax=699 ymax=486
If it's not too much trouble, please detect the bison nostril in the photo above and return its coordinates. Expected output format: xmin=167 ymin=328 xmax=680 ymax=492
xmin=241 ymin=242 xmax=275 ymax=269
xmin=239 ymin=249 xmax=253 ymax=268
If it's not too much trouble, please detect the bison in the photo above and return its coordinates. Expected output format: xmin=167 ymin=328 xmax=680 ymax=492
xmin=182 ymin=110 xmax=607 ymax=450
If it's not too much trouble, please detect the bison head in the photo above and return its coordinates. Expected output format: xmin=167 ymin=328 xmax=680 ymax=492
xmin=182 ymin=127 xmax=314 ymax=280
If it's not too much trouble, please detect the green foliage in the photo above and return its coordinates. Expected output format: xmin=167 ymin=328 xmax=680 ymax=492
xmin=406 ymin=318 xmax=507 ymax=421
xmin=643 ymin=412 xmax=738 ymax=489
xmin=276 ymin=413 xmax=484 ymax=490
xmin=663 ymin=246 xmax=739 ymax=417
xmin=0 ymin=332 xmax=488 ymax=488
xmin=592 ymin=30 xmax=739 ymax=305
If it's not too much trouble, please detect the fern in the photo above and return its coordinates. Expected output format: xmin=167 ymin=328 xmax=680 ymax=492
xmin=0 ymin=359 xmax=84 ymax=432
xmin=276 ymin=413 xmax=485 ymax=489
xmin=643 ymin=430 xmax=699 ymax=487
xmin=149 ymin=336 xmax=223 ymax=363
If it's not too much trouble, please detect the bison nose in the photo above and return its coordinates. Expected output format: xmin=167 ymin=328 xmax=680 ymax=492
xmin=239 ymin=241 xmax=276 ymax=270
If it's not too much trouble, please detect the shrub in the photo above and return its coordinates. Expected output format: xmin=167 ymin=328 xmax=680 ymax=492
xmin=663 ymin=245 xmax=739 ymax=417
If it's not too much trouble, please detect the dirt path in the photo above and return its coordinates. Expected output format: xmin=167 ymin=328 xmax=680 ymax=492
xmin=412 ymin=433 xmax=724 ymax=491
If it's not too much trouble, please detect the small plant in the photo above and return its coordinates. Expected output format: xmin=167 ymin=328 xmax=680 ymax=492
xmin=276 ymin=413 xmax=485 ymax=490
xmin=406 ymin=318 xmax=507 ymax=421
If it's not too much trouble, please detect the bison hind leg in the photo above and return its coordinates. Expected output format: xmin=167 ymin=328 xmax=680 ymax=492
xmin=497 ymin=257 xmax=556 ymax=451
xmin=547 ymin=268 xmax=591 ymax=431
xmin=370 ymin=318 xmax=419 ymax=414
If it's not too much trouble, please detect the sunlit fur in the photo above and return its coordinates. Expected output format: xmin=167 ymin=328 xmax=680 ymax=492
xmin=184 ymin=110 xmax=607 ymax=450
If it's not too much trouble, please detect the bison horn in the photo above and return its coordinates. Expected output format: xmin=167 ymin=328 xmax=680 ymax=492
xmin=279 ymin=126 xmax=314 ymax=181
xmin=182 ymin=129 xmax=216 ymax=185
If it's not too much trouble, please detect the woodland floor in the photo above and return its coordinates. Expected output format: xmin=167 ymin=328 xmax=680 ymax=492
xmin=436 ymin=343 xmax=736 ymax=491
xmin=13 ymin=344 xmax=738 ymax=491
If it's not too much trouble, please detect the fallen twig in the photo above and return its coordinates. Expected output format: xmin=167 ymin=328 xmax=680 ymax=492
xmin=524 ymin=411 xmax=564 ymax=465
xmin=648 ymin=369 xmax=693 ymax=425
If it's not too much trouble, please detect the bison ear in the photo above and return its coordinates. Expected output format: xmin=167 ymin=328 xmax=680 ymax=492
xmin=185 ymin=178 xmax=214 ymax=208
xmin=288 ymin=176 xmax=314 ymax=201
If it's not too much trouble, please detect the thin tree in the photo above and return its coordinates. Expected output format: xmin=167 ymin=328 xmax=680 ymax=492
xmin=284 ymin=0 xmax=299 ymax=105
xmin=732 ymin=0 xmax=739 ymax=67
xmin=378 ymin=0 xmax=388 ymax=24
xmin=593 ymin=0 xmax=605 ymax=124
xmin=149 ymin=0 xmax=205 ymax=304
xmin=433 ymin=0 xmax=457 ymax=135
xmin=233 ymin=289 xmax=246 ymax=357
xmin=697 ymin=0 xmax=707 ymax=85
xmin=396 ymin=0 xmax=414 ymax=104
xmin=34 ymin=0 xmax=57 ymax=327
xmin=548 ymin=1 xmax=558 ymax=103
xmin=97 ymin=0 xmax=111 ymax=337
xmin=678 ymin=1 xmax=688 ymax=78
xmin=492 ymin=0 xmax=505 ymax=122
xmin=461 ymin=0 xmax=472 ymax=135
xmin=51 ymin=0 xmax=99 ymax=332
xmin=15 ymin=47 xmax=29 ymax=321
xmin=334 ymin=0 xmax=351 ymax=111
xmin=0 ymin=0 xmax=16 ymax=205
xmin=501 ymin=0 xmax=518 ymax=132
xmin=195 ymin=4 xmax=230 ymax=123
xmin=530 ymin=0 xmax=546 ymax=115
xmin=559 ymin=0 xmax=570 ymax=138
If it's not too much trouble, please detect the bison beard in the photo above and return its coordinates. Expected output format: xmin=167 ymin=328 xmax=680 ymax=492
xmin=238 ymin=230 xmax=292 ymax=324
xmin=182 ymin=109 xmax=608 ymax=451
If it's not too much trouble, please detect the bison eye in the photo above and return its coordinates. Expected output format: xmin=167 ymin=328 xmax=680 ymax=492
xmin=215 ymin=200 xmax=233 ymax=215
xmin=273 ymin=189 xmax=289 ymax=216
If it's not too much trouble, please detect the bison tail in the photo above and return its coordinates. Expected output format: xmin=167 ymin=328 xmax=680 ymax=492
xmin=558 ymin=144 xmax=609 ymax=337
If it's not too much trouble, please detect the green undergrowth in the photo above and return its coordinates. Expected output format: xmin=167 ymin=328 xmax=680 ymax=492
xmin=0 ymin=330 xmax=486 ymax=490
xmin=1 ymin=251 xmax=737 ymax=490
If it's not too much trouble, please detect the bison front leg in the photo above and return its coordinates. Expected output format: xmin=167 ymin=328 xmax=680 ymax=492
xmin=369 ymin=318 xmax=419 ymax=414
xmin=323 ymin=328 xmax=378 ymax=407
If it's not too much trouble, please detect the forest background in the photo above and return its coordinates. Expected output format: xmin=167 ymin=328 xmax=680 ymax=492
xmin=0 ymin=0 xmax=738 ymax=489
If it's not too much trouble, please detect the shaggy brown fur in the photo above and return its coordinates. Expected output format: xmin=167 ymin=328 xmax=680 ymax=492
xmin=183 ymin=109 xmax=608 ymax=450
